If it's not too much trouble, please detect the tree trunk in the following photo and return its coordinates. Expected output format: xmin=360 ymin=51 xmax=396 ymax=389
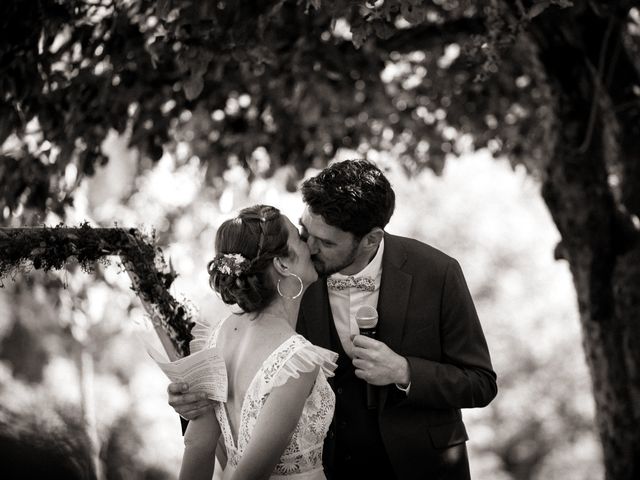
xmin=532 ymin=7 xmax=640 ymax=479
xmin=77 ymin=346 xmax=103 ymax=480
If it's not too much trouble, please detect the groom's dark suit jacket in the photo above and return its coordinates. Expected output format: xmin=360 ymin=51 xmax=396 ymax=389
xmin=297 ymin=233 xmax=497 ymax=480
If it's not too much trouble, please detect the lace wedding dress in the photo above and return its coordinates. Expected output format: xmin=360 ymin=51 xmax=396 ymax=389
xmin=191 ymin=318 xmax=338 ymax=480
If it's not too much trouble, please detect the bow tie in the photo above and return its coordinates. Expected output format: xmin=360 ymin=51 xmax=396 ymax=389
xmin=327 ymin=276 xmax=375 ymax=292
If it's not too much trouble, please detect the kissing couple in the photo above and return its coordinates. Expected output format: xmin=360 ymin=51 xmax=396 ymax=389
xmin=172 ymin=160 xmax=497 ymax=480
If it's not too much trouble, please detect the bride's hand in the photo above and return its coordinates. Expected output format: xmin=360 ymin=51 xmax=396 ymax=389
xmin=168 ymin=382 xmax=215 ymax=420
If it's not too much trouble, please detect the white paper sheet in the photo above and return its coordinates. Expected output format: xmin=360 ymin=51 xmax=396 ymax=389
xmin=147 ymin=343 xmax=228 ymax=402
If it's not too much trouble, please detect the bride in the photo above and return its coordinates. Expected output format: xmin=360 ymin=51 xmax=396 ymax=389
xmin=179 ymin=205 xmax=337 ymax=480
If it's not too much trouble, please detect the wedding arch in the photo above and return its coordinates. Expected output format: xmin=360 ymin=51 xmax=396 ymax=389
xmin=0 ymin=224 xmax=194 ymax=360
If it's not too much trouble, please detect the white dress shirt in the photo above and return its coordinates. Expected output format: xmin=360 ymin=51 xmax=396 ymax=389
xmin=327 ymin=239 xmax=384 ymax=358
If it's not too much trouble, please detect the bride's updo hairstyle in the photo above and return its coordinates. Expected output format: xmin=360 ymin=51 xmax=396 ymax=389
xmin=207 ymin=205 xmax=291 ymax=313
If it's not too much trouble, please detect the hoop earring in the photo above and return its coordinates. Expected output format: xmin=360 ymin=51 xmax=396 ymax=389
xmin=277 ymin=273 xmax=303 ymax=300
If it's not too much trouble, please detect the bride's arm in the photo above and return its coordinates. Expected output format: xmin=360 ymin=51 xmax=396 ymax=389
xmin=179 ymin=410 xmax=221 ymax=480
xmin=229 ymin=366 xmax=319 ymax=480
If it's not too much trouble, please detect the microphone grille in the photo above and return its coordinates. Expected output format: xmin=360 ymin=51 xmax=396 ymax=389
xmin=355 ymin=305 xmax=378 ymax=329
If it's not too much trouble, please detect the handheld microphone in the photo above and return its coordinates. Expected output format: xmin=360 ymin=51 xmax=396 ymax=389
xmin=355 ymin=305 xmax=378 ymax=409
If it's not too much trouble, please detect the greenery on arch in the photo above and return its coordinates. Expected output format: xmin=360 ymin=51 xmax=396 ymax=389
xmin=0 ymin=225 xmax=195 ymax=358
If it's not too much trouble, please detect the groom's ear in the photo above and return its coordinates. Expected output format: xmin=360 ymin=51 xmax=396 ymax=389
xmin=362 ymin=228 xmax=384 ymax=250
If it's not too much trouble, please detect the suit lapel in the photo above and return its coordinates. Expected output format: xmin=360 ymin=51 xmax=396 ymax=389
xmin=300 ymin=235 xmax=412 ymax=411
xmin=300 ymin=279 xmax=332 ymax=350
xmin=377 ymin=235 xmax=412 ymax=411
xmin=377 ymin=234 xmax=412 ymax=353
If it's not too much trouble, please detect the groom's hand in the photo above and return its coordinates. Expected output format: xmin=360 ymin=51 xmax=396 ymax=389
xmin=168 ymin=382 xmax=215 ymax=420
xmin=352 ymin=335 xmax=410 ymax=387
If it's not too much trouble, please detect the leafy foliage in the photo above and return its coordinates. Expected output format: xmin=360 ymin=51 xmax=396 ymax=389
xmin=0 ymin=0 xmax=567 ymax=218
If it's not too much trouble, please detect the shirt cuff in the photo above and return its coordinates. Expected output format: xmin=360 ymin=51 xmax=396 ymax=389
xmin=395 ymin=382 xmax=411 ymax=395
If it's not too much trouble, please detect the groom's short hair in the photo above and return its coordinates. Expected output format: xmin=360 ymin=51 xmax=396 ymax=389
xmin=301 ymin=159 xmax=395 ymax=238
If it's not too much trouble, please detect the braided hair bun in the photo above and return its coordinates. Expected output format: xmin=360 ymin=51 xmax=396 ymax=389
xmin=207 ymin=205 xmax=289 ymax=313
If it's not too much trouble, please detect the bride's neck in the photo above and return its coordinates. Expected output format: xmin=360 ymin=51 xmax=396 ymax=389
xmin=259 ymin=298 xmax=300 ymax=330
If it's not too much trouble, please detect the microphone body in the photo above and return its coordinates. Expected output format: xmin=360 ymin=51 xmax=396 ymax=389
xmin=355 ymin=305 xmax=379 ymax=410
xmin=358 ymin=325 xmax=377 ymax=339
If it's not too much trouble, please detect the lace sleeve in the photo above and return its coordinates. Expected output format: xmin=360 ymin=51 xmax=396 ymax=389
xmin=269 ymin=342 xmax=338 ymax=389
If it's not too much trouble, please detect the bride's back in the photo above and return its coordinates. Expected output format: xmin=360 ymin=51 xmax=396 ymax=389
xmin=215 ymin=313 xmax=295 ymax=444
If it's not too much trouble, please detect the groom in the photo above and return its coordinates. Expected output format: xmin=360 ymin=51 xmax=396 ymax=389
xmin=170 ymin=160 xmax=497 ymax=479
